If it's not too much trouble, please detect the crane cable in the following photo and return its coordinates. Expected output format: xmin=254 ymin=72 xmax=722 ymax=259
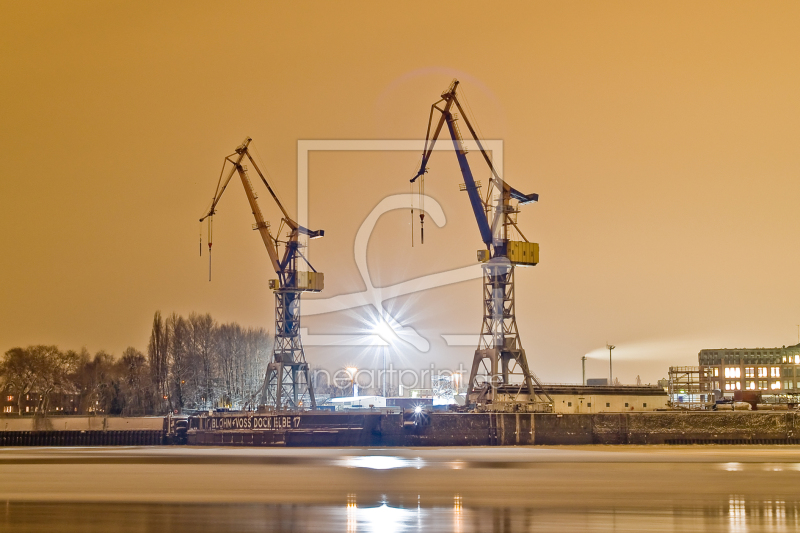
xmin=410 ymin=181 xmax=414 ymax=247
xmin=419 ymin=174 xmax=424 ymax=244
xmin=252 ymin=141 xmax=292 ymax=233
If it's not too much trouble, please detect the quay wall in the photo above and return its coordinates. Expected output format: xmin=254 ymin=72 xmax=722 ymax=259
xmin=0 ymin=416 xmax=170 ymax=446
xmin=2 ymin=412 xmax=799 ymax=447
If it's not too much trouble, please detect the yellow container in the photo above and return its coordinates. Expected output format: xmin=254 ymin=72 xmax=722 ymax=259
xmin=507 ymin=241 xmax=539 ymax=266
xmin=477 ymin=249 xmax=490 ymax=263
xmin=269 ymin=279 xmax=280 ymax=290
xmin=296 ymin=271 xmax=324 ymax=292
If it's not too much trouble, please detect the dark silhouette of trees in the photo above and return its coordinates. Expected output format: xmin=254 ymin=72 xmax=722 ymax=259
xmin=188 ymin=313 xmax=216 ymax=410
xmin=0 ymin=347 xmax=41 ymax=415
xmin=0 ymin=311 xmax=272 ymax=416
xmin=147 ymin=311 xmax=169 ymax=413
xmin=118 ymin=347 xmax=149 ymax=416
xmin=0 ymin=345 xmax=81 ymax=415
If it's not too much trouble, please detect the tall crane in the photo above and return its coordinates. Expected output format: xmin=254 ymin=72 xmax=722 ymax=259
xmin=200 ymin=137 xmax=323 ymax=410
xmin=411 ymin=80 xmax=552 ymax=411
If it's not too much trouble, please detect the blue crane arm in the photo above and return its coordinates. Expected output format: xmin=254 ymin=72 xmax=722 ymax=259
xmin=410 ymin=87 xmax=493 ymax=245
xmin=445 ymin=117 xmax=494 ymax=245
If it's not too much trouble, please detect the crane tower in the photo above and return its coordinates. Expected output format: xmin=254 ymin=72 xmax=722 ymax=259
xmin=411 ymin=80 xmax=552 ymax=412
xmin=200 ymin=137 xmax=323 ymax=411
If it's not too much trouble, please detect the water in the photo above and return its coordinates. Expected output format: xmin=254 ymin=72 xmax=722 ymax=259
xmin=2 ymin=445 xmax=800 ymax=532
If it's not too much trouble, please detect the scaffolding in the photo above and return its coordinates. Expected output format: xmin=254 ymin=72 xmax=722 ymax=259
xmin=668 ymin=366 xmax=706 ymax=409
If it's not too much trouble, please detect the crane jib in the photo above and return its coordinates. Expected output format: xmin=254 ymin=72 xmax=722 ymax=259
xmin=445 ymin=116 xmax=493 ymax=245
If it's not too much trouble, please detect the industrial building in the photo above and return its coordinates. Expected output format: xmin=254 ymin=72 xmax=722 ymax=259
xmin=543 ymin=385 xmax=668 ymax=414
xmin=698 ymin=343 xmax=800 ymax=399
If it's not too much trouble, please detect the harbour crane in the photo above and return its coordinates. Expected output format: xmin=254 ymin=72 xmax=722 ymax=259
xmin=410 ymin=80 xmax=552 ymax=411
xmin=200 ymin=137 xmax=323 ymax=410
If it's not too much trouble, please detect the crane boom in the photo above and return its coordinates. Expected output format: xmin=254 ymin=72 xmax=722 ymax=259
xmin=408 ymin=80 xmax=552 ymax=412
xmin=411 ymin=79 xmax=539 ymax=251
xmin=200 ymin=137 xmax=323 ymax=277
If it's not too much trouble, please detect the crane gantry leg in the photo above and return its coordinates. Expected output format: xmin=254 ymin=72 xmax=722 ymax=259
xmin=465 ymin=259 xmax=552 ymax=411
xmin=262 ymin=289 xmax=316 ymax=410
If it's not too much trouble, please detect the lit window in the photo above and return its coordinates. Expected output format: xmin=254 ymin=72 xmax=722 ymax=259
xmin=758 ymin=367 xmax=768 ymax=378
xmin=747 ymin=381 xmax=756 ymax=390
xmin=3 ymin=406 xmax=11 ymax=413
xmin=784 ymin=356 xmax=788 ymax=363
xmin=736 ymin=382 xmax=741 ymax=390
xmin=771 ymin=367 xmax=780 ymax=378
xmin=714 ymin=368 xmax=719 ymax=377
xmin=795 ymin=355 xmax=799 ymax=364
xmin=759 ymin=380 xmax=767 ymax=390
xmin=785 ymin=381 xmax=793 ymax=390
xmin=5 ymin=395 xmax=12 ymax=402
xmin=772 ymin=381 xmax=781 ymax=390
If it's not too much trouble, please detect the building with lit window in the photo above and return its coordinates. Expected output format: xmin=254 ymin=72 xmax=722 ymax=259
xmin=698 ymin=343 xmax=800 ymax=398
xmin=1 ymin=390 xmax=79 ymax=415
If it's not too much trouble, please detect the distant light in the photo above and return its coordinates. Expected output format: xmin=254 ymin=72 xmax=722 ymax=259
xmin=414 ymin=405 xmax=422 ymax=414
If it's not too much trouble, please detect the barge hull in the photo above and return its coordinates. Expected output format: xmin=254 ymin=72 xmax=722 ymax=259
xmin=187 ymin=411 xmax=800 ymax=447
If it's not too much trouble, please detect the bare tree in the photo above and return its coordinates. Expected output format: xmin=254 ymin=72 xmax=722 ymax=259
xmin=187 ymin=313 xmax=216 ymax=409
xmin=167 ymin=313 xmax=196 ymax=412
xmin=34 ymin=346 xmax=81 ymax=414
xmin=242 ymin=328 xmax=271 ymax=409
xmin=0 ymin=346 xmax=81 ymax=415
xmin=74 ymin=350 xmax=120 ymax=414
xmin=118 ymin=347 xmax=149 ymax=416
xmin=215 ymin=323 xmax=246 ymax=408
xmin=147 ymin=311 xmax=169 ymax=414
xmin=0 ymin=347 xmax=40 ymax=415
xmin=1 ymin=311 xmax=273 ymax=416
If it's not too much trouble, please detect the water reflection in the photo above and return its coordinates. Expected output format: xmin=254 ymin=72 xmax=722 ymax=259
xmin=3 ymin=496 xmax=800 ymax=532
xmin=338 ymin=455 xmax=424 ymax=470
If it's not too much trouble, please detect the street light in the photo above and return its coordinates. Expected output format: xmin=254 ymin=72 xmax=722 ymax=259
xmin=382 ymin=347 xmax=387 ymax=398
xmin=606 ymin=344 xmax=615 ymax=385
xmin=346 ymin=367 xmax=358 ymax=398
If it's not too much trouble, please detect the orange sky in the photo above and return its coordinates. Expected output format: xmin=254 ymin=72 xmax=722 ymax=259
xmin=1 ymin=1 xmax=799 ymax=384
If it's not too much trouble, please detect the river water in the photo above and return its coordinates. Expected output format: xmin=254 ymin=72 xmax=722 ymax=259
xmin=2 ymin=445 xmax=799 ymax=532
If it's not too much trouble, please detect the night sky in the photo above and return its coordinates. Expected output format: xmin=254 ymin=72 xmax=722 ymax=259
xmin=2 ymin=1 xmax=799 ymax=384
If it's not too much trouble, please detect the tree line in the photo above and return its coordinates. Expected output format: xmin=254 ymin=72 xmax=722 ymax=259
xmin=0 ymin=312 xmax=272 ymax=416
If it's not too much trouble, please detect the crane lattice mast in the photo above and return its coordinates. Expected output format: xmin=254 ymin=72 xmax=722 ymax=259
xmin=411 ymin=80 xmax=552 ymax=411
xmin=200 ymin=137 xmax=323 ymax=411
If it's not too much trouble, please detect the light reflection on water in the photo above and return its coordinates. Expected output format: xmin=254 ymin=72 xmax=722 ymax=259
xmin=337 ymin=455 xmax=425 ymax=470
xmin=3 ymin=496 xmax=800 ymax=533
